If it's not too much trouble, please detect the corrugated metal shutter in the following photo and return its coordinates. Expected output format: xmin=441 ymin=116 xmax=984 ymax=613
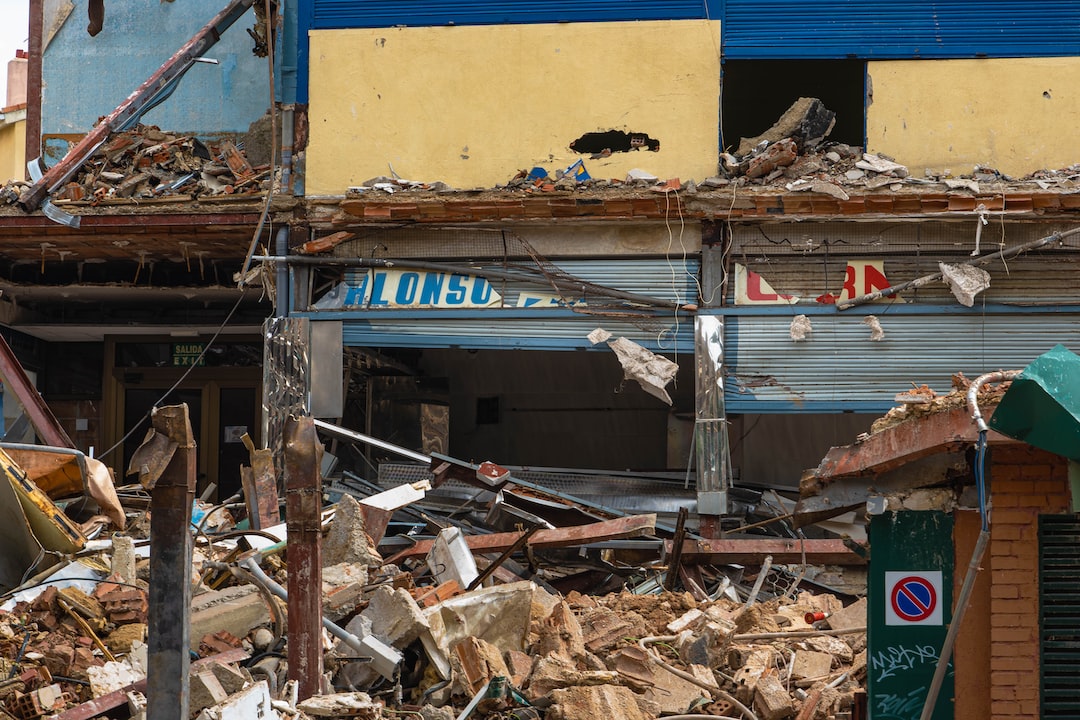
xmin=721 ymin=1 xmax=1080 ymax=59
xmin=1040 ymin=515 xmax=1080 ymax=718
xmin=340 ymin=313 xmax=693 ymax=351
xmin=724 ymin=311 xmax=1080 ymax=412
xmin=322 ymin=257 xmax=698 ymax=352
xmin=311 ymin=0 xmax=715 ymax=29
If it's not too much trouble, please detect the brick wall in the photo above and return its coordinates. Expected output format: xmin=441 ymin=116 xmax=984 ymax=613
xmin=987 ymin=445 xmax=1071 ymax=720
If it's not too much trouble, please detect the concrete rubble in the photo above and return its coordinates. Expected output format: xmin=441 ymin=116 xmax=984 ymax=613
xmin=0 ymin=459 xmax=869 ymax=720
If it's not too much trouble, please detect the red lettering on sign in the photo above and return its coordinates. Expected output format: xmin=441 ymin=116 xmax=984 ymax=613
xmin=745 ymin=270 xmax=794 ymax=303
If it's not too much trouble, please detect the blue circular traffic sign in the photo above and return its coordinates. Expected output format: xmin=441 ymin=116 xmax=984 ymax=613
xmin=890 ymin=575 xmax=937 ymax=622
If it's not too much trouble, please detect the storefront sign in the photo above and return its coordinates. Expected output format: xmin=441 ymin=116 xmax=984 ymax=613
xmin=734 ymin=261 xmax=897 ymax=305
xmin=343 ymin=269 xmax=503 ymax=308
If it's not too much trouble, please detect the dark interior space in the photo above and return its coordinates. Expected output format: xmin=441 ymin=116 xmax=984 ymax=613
xmin=721 ymin=60 xmax=866 ymax=153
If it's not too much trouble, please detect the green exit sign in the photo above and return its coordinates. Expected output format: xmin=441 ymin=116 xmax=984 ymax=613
xmin=172 ymin=343 xmax=206 ymax=367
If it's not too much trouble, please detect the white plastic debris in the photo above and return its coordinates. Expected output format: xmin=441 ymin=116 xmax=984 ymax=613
xmin=789 ymin=314 xmax=812 ymax=342
xmin=606 ymin=336 xmax=679 ymax=405
xmin=940 ymin=263 xmax=991 ymax=307
xmin=863 ymin=315 xmax=885 ymax=341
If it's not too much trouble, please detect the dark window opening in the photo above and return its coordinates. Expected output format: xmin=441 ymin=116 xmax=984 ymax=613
xmin=570 ymin=130 xmax=660 ymax=154
xmin=721 ymin=60 xmax=865 ymax=154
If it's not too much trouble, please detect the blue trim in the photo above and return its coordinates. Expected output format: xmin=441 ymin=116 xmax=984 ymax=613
xmin=721 ymin=0 xmax=1080 ymax=60
xmin=699 ymin=303 xmax=1080 ymax=317
xmin=725 ymin=399 xmax=893 ymax=414
xmin=297 ymin=308 xmax=695 ymax=321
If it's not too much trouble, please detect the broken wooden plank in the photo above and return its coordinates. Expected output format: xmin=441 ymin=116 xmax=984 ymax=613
xmin=672 ymin=537 xmax=865 ymax=565
xmin=384 ymin=514 xmax=656 ymax=563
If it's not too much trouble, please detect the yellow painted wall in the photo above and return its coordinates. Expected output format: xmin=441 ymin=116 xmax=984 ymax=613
xmin=306 ymin=20 xmax=720 ymax=195
xmin=0 ymin=116 xmax=25 ymax=184
xmin=868 ymin=58 xmax=1080 ymax=178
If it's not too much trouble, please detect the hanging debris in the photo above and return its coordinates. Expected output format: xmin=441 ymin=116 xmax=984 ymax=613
xmin=939 ymin=262 xmax=992 ymax=307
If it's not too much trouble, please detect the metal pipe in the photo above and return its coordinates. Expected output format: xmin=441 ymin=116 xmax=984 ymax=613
xmin=238 ymin=556 xmax=402 ymax=679
xmin=313 ymin=418 xmax=431 ymax=464
xmin=275 ymin=226 xmax=290 ymax=317
xmin=966 ymin=369 xmax=1021 ymax=432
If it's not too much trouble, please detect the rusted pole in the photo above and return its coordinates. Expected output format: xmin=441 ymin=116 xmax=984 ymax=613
xmin=284 ymin=415 xmax=324 ymax=700
xmin=145 ymin=405 xmax=197 ymax=720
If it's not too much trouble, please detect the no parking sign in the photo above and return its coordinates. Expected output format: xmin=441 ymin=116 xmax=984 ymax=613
xmin=885 ymin=571 xmax=944 ymax=625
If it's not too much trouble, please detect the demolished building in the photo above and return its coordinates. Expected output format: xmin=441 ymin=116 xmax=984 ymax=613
xmin=0 ymin=0 xmax=1079 ymax=717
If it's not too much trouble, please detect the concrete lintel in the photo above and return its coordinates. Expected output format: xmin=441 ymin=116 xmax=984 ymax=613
xmin=813 ymin=405 xmax=1018 ymax=482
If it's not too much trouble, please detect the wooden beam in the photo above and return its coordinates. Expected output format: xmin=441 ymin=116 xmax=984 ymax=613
xmin=384 ymin=514 xmax=656 ymax=563
xmin=673 ymin=537 xmax=865 ymax=566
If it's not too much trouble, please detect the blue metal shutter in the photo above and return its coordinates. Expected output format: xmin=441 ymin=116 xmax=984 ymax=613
xmin=311 ymin=0 xmax=717 ymax=30
xmin=723 ymin=310 xmax=1080 ymax=413
xmin=322 ymin=257 xmax=698 ymax=353
xmin=721 ymin=0 xmax=1080 ymax=59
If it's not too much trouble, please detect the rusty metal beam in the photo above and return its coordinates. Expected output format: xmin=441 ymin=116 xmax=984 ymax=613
xmin=145 ymin=405 xmax=198 ymax=720
xmin=284 ymin=415 xmax=323 ymax=701
xmin=673 ymin=538 xmax=866 ymax=566
xmin=813 ymin=405 xmax=1018 ymax=482
xmin=384 ymin=514 xmax=658 ymax=563
xmin=0 ymin=333 xmax=74 ymax=448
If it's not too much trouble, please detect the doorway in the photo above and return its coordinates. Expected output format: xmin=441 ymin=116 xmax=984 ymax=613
xmin=105 ymin=337 xmax=262 ymax=501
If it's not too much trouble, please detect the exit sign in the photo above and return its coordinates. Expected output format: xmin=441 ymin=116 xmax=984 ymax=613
xmin=172 ymin=343 xmax=205 ymax=367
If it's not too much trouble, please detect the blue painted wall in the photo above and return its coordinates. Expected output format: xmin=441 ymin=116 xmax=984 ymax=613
xmin=42 ymin=0 xmax=271 ymax=138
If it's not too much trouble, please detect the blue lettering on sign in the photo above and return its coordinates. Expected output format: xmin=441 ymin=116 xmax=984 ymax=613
xmin=419 ymin=273 xmax=446 ymax=304
xmin=396 ymin=272 xmax=420 ymax=304
xmin=446 ymin=274 xmax=467 ymax=304
xmin=344 ymin=274 xmax=369 ymax=306
xmin=369 ymin=272 xmax=389 ymax=306
xmin=470 ymin=278 xmax=493 ymax=304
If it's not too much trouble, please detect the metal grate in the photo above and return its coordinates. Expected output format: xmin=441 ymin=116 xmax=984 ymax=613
xmin=1039 ymin=515 xmax=1080 ymax=717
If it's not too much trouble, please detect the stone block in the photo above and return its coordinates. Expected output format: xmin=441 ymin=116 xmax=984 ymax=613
xmin=323 ymin=494 xmax=381 ymax=568
xmin=361 ymin=585 xmax=427 ymax=648
xmin=754 ymin=673 xmax=795 ymax=720
xmin=826 ymin=597 xmax=867 ymax=633
xmin=190 ymin=670 xmax=229 ymax=715
xmin=791 ymin=650 xmax=833 ymax=680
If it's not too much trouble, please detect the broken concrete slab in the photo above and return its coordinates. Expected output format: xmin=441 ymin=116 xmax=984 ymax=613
xmin=323 ymin=494 xmax=382 ymax=568
xmin=546 ymin=684 xmax=650 ymax=720
xmin=361 ymin=585 xmax=427 ymax=649
xmin=189 ymin=585 xmax=269 ymax=651
xmin=737 ymin=98 xmax=837 ymax=156
xmin=755 ymin=672 xmax=795 ymax=720
xmin=194 ymin=681 xmax=281 ymax=720
xmin=296 ymin=691 xmax=381 ymax=719
xmin=791 ymin=649 xmax=833 ymax=680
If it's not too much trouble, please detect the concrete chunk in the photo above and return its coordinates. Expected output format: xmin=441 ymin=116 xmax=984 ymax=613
xmin=547 ymin=685 xmax=649 ymax=720
xmin=361 ymin=585 xmax=427 ymax=648
xmin=754 ymin=673 xmax=795 ymax=720
xmin=791 ymin=649 xmax=833 ymax=680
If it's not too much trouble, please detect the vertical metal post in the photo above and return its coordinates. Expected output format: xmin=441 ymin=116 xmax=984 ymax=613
xmin=146 ymin=404 xmax=197 ymax=720
xmin=284 ymin=415 xmax=324 ymax=700
xmin=694 ymin=315 xmax=731 ymax=538
xmin=262 ymin=316 xmax=311 ymax=478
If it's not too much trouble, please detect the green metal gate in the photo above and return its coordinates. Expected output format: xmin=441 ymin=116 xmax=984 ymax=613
xmin=1039 ymin=515 xmax=1080 ymax=717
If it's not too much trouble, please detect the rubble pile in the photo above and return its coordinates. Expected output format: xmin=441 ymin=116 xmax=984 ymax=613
xmin=0 ymin=504 xmax=867 ymax=720
xmin=1 ymin=124 xmax=267 ymax=207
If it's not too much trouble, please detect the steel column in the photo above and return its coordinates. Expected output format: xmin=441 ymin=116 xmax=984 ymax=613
xmin=146 ymin=404 xmax=197 ymax=720
xmin=695 ymin=315 xmax=731 ymax=537
xmin=284 ymin=415 xmax=323 ymax=700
